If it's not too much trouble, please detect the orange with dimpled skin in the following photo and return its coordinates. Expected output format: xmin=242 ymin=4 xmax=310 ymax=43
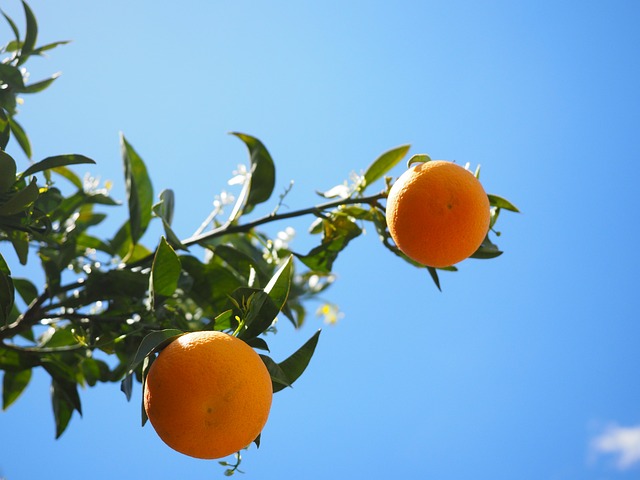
xmin=143 ymin=330 xmax=273 ymax=459
xmin=385 ymin=160 xmax=490 ymax=268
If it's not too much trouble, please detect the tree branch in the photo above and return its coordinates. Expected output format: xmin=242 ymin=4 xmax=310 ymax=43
xmin=181 ymin=191 xmax=387 ymax=247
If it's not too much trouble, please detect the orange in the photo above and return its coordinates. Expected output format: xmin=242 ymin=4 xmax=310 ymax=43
xmin=143 ymin=331 xmax=273 ymax=459
xmin=385 ymin=160 xmax=490 ymax=268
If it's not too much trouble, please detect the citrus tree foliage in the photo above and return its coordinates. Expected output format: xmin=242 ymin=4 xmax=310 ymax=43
xmin=0 ymin=1 xmax=518 ymax=444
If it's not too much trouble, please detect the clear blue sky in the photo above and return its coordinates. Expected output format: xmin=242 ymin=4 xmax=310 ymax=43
xmin=1 ymin=1 xmax=640 ymax=479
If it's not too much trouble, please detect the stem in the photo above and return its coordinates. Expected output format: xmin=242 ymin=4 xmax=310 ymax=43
xmin=182 ymin=191 xmax=387 ymax=247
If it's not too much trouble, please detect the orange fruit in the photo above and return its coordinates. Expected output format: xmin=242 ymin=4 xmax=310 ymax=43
xmin=385 ymin=160 xmax=490 ymax=268
xmin=143 ymin=331 xmax=273 ymax=459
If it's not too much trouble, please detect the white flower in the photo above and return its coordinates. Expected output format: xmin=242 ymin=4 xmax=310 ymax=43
xmin=228 ymin=164 xmax=249 ymax=186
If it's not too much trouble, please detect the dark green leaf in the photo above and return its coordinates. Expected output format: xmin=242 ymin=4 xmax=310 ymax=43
xmin=10 ymin=230 xmax=29 ymax=265
xmin=0 ymin=265 xmax=14 ymax=323
xmin=0 ymin=179 xmax=38 ymax=215
xmin=17 ymin=0 xmax=38 ymax=64
xmin=153 ymin=190 xmax=186 ymax=250
xmin=125 ymin=329 xmax=183 ymax=378
xmin=51 ymin=378 xmax=80 ymax=438
xmin=0 ymin=150 xmax=16 ymax=193
xmin=230 ymin=133 xmax=276 ymax=217
xmin=21 ymin=154 xmax=96 ymax=179
xmin=488 ymin=194 xmax=520 ymax=213
xmin=150 ymin=237 xmax=182 ymax=299
xmin=3 ymin=369 xmax=32 ymax=410
xmin=140 ymin=354 xmax=154 ymax=426
xmin=31 ymin=40 xmax=70 ymax=56
xmin=272 ymin=329 xmax=321 ymax=393
xmin=0 ymin=348 xmax=38 ymax=371
xmin=363 ymin=144 xmax=411 ymax=190
xmin=0 ymin=252 xmax=10 ymax=275
xmin=0 ymin=109 xmax=10 ymax=151
xmin=259 ymin=354 xmax=291 ymax=390
xmin=0 ymin=63 xmax=25 ymax=89
xmin=1 ymin=10 xmax=21 ymax=48
xmin=121 ymin=134 xmax=153 ymax=244
xmin=235 ymin=289 xmax=279 ymax=341
xmin=470 ymin=236 xmax=503 ymax=260
xmin=8 ymin=117 xmax=30 ymax=158
xmin=119 ymin=372 xmax=133 ymax=401
xmin=246 ymin=337 xmax=269 ymax=352
xmin=21 ymin=72 xmax=60 ymax=94
xmin=208 ymin=244 xmax=268 ymax=287
xmin=427 ymin=267 xmax=442 ymax=292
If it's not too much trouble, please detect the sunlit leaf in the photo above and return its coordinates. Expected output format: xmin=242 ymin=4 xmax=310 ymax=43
xmin=488 ymin=194 xmax=520 ymax=212
xmin=121 ymin=134 xmax=153 ymax=244
xmin=264 ymin=255 xmax=292 ymax=312
xmin=363 ymin=144 xmax=411 ymax=190
xmin=150 ymin=237 xmax=182 ymax=300
xmin=229 ymin=132 xmax=276 ymax=217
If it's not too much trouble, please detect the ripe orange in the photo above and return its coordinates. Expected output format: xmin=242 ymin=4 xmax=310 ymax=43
xmin=143 ymin=331 xmax=273 ymax=459
xmin=385 ymin=160 xmax=490 ymax=268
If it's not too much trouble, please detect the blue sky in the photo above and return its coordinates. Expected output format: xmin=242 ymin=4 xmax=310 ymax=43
xmin=1 ymin=1 xmax=640 ymax=479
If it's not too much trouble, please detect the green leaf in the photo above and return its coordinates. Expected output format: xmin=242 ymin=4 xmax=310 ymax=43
xmin=150 ymin=237 xmax=182 ymax=300
xmin=20 ymin=154 xmax=96 ymax=179
xmin=17 ymin=0 xmax=38 ymax=64
xmin=470 ymin=236 xmax=503 ymax=260
xmin=0 ymin=63 xmax=25 ymax=90
xmin=426 ymin=267 xmax=442 ymax=292
xmin=0 ymin=109 xmax=10 ymax=151
xmin=125 ymin=329 xmax=183 ymax=379
xmin=51 ymin=378 xmax=81 ymax=438
xmin=295 ymin=215 xmax=362 ymax=273
xmin=121 ymin=134 xmax=153 ymax=244
xmin=0 ymin=260 xmax=14 ymax=323
xmin=259 ymin=354 xmax=291 ymax=390
xmin=264 ymin=255 xmax=293 ymax=312
xmin=10 ymin=230 xmax=29 ymax=265
xmin=31 ymin=40 xmax=71 ymax=56
xmin=362 ymin=144 xmax=411 ymax=190
xmin=0 ymin=178 xmax=39 ymax=215
xmin=152 ymin=189 xmax=186 ymax=250
xmin=0 ymin=150 xmax=17 ymax=193
xmin=235 ymin=289 xmax=279 ymax=341
xmin=488 ymin=194 xmax=520 ymax=213
xmin=229 ymin=132 xmax=276 ymax=217
xmin=2 ymin=369 xmax=32 ymax=410
xmin=208 ymin=244 xmax=268 ymax=287
xmin=21 ymin=72 xmax=60 ymax=94
xmin=51 ymin=165 xmax=83 ymax=188
xmin=272 ymin=329 xmax=321 ymax=393
xmin=407 ymin=153 xmax=432 ymax=168
xmin=1 ymin=10 xmax=21 ymax=49
xmin=8 ymin=117 xmax=31 ymax=159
